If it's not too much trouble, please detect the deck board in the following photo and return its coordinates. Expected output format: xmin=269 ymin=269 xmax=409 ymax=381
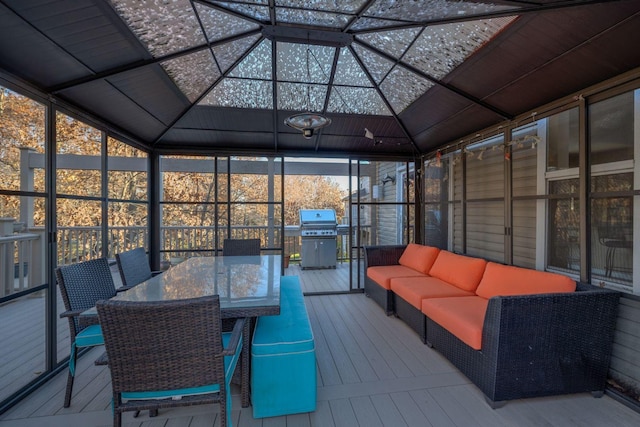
xmin=2 ymin=267 xmax=640 ymax=426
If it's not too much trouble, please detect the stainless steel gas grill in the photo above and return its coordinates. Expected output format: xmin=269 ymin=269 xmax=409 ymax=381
xmin=299 ymin=209 xmax=337 ymax=269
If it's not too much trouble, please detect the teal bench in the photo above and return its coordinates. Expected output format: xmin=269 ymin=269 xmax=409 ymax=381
xmin=251 ymin=275 xmax=316 ymax=418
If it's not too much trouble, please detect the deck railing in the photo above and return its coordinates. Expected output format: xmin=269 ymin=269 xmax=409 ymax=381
xmin=0 ymin=223 xmax=362 ymax=299
xmin=0 ymin=219 xmax=45 ymax=298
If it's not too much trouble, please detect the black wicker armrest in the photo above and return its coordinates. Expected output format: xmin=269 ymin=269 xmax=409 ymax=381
xmin=474 ymin=284 xmax=620 ymax=402
xmin=480 ymin=284 xmax=620 ymax=387
xmin=363 ymin=245 xmax=407 ymax=268
xmin=222 ymin=317 xmax=246 ymax=357
xmin=59 ymin=309 xmax=84 ymax=319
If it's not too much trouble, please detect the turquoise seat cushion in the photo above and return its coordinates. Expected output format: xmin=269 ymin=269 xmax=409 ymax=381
xmin=252 ymin=276 xmax=314 ymax=355
xmin=76 ymin=324 xmax=104 ymax=347
xmin=251 ymin=275 xmax=316 ymax=418
xmin=121 ymin=332 xmax=242 ymax=401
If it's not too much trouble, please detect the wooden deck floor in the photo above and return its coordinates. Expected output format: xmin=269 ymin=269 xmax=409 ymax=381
xmin=0 ymin=260 xmax=359 ymax=405
xmin=2 ymin=287 xmax=640 ymax=426
xmin=288 ymin=261 xmax=364 ymax=293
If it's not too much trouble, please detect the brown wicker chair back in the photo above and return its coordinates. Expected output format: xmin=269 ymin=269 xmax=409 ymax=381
xmin=96 ymin=295 xmax=237 ymax=427
xmin=55 ymin=257 xmax=117 ymax=407
xmin=115 ymin=247 xmax=153 ymax=288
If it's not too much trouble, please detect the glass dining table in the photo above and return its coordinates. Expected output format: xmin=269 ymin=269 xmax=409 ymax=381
xmin=84 ymin=254 xmax=282 ymax=407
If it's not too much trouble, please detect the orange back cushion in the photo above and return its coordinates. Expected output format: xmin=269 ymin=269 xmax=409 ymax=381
xmin=428 ymin=251 xmax=487 ymax=292
xmin=476 ymin=262 xmax=576 ymax=299
xmin=398 ymin=243 xmax=440 ymax=274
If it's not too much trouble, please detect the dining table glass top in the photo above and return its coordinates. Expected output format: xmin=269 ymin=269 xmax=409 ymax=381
xmin=90 ymin=255 xmax=281 ymax=313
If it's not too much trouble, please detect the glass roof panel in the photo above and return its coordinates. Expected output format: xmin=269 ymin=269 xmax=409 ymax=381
xmin=352 ymin=44 xmax=395 ymax=84
xmin=161 ymin=50 xmax=221 ymax=103
xmin=110 ymin=0 xmax=205 ymax=57
xmin=229 ymin=39 xmax=272 ymax=79
xmin=275 ymin=8 xmax=351 ymax=29
xmin=380 ymin=65 xmax=433 ymax=114
xmin=194 ymin=2 xmax=260 ymax=42
xmin=350 ymin=17 xmax=406 ymax=31
xmin=355 ymin=27 xmax=422 ymax=59
xmin=333 ymin=47 xmax=372 ymax=87
xmin=200 ymin=79 xmax=273 ymax=109
xmin=404 ymin=17 xmax=516 ymax=80
xmin=276 ymin=0 xmax=367 ymax=14
xmin=212 ymin=33 xmax=262 ymax=74
xmin=220 ymin=0 xmax=268 ymax=4
xmin=211 ymin=1 xmax=270 ymax=22
xmin=277 ymin=83 xmax=328 ymax=112
xmin=277 ymin=43 xmax=335 ymax=84
xmin=327 ymin=86 xmax=391 ymax=115
xmin=364 ymin=0 xmax=520 ymax=22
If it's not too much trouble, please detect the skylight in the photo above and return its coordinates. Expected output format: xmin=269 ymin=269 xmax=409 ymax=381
xmin=109 ymin=0 xmax=519 ymax=116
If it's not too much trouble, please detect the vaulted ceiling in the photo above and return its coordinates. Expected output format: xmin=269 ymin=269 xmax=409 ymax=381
xmin=1 ymin=0 xmax=639 ymax=157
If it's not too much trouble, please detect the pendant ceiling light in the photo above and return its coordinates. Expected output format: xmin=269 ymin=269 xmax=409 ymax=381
xmin=284 ymin=112 xmax=331 ymax=139
xmin=284 ymin=43 xmax=331 ymax=139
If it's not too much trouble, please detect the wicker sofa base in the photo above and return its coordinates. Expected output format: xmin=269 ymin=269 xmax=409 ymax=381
xmin=425 ymin=284 xmax=620 ymax=407
xmin=363 ymin=245 xmax=407 ymax=316
xmin=364 ymin=277 xmax=394 ymax=316
xmin=393 ymin=295 xmax=426 ymax=343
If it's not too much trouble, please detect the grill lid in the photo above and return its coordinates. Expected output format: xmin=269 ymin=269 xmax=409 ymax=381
xmin=299 ymin=209 xmax=337 ymax=226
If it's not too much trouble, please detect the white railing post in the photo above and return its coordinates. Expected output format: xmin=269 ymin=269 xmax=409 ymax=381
xmin=1 ymin=218 xmax=15 ymax=297
xmin=29 ymin=227 xmax=46 ymax=288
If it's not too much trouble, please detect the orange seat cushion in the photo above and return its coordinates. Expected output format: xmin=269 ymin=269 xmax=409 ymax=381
xmin=475 ymin=262 xmax=576 ymax=299
xmin=391 ymin=276 xmax=475 ymax=309
xmin=398 ymin=243 xmax=440 ymax=274
xmin=367 ymin=265 xmax=426 ymax=290
xmin=428 ymin=251 xmax=487 ymax=292
xmin=421 ymin=296 xmax=489 ymax=350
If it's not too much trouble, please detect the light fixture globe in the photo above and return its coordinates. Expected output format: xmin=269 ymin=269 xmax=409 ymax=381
xmin=284 ymin=112 xmax=331 ymax=139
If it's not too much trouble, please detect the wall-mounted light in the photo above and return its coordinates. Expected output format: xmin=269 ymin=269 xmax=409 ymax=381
xmin=381 ymin=173 xmax=396 ymax=185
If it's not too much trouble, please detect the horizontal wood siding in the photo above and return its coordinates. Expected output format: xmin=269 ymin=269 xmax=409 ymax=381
xmin=466 ymin=201 xmax=504 ymax=262
xmin=466 ymin=147 xmax=504 ymax=199
xmin=512 ymin=200 xmax=537 ymax=268
xmin=377 ymin=204 xmax=399 ymax=245
xmin=465 ymin=148 xmax=504 ymax=261
xmin=452 ymin=159 xmax=463 ymax=252
xmin=610 ymin=294 xmax=640 ymax=403
xmin=377 ymin=163 xmax=400 ymax=245
xmin=512 ymin=147 xmax=538 ymax=268
xmin=512 ymin=146 xmax=537 ymax=197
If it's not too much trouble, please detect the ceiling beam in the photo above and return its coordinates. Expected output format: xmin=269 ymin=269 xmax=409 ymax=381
xmin=348 ymin=45 xmax=421 ymax=155
xmin=192 ymin=0 xmax=264 ymax=26
xmin=151 ymin=36 xmax=265 ymax=146
xmin=47 ymin=29 xmax=261 ymax=94
xmin=343 ymin=0 xmax=378 ymax=33
xmin=313 ymin=46 xmax=342 ymax=151
xmin=262 ymin=25 xmax=353 ymax=47
xmin=353 ymin=39 xmax=513 ymax=121
xmin=271 ymin=39 xmax=279 ymax=152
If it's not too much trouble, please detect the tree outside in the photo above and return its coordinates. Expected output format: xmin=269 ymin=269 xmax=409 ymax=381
xmin=2 ymin=85 xmax=348 ymax=261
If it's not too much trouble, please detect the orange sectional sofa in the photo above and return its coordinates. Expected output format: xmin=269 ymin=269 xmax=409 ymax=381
xmin=364 ymin=244 xmax=620 ymax=407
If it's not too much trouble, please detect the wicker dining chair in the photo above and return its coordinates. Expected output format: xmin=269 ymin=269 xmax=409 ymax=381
xmin=115 ymin=247 xmax=161 ymax=288
xmin=96 ymin=296 xmax=244 ymax=427
xmin=56 ymin=257 xmax=118 ymax=408
xmin=222 ymin=238 xmax=261 ymax=256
